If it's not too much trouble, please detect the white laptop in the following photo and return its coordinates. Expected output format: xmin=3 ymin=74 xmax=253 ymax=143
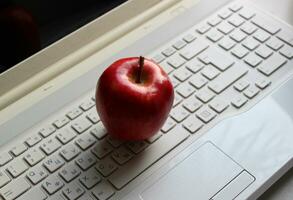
xmin=0 ymin=0 xmax=293 ymax=199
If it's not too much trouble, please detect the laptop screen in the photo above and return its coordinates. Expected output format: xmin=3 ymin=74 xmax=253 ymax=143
xmin=0 ymin=0 xmax=127 ymax=74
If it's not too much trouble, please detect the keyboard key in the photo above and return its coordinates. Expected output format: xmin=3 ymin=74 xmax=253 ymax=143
xmin=251 ymin=15 xmax=280 ymax=35
xmin=231 ymin=45 xmax=249 ymax=58
xmin=170 ymin=76 xmax=180 ymax=88
xmin=23 ymin=148 xmax=45 ymax=166
xmin=86 ymin=109 xmax=100 ymax=124
xmin=40 ymin=138 xmax=62 ymax=155
xmin=173 ymin=94 xmax=183 ymax=107
xmin=208 ymin=16 xmax=222 ymax=26
xmin=229 ymin=3 xmax=243 ymax=12
xmin=71 ymin=118 xmax=92 ymax=134
xmin=179 ymin=39 xmax=209 ymax=60
xmin=253 ymin=29 xmax=270 ymax=42
xmin=39 ymin=125 xmax=56 ymax=137
xmin=160 ymin=61 xmax=174 ymax=74
xmin=183 ymin=96 xmax=203 ymax=113
xmin=75 ymin=132 xmax=96 ymax=150
xmin=56 ymin=128 xmax=77 ymax=144
xmin=201 ymin=64 xmax=220 ymax=80
xmin=258 ymin=54 xmax=287 ymax=76
xmin=146 ymin=132 xmax=162 ymax=143
xmin=7 ymin=159 xmax=28 ymax=178
xmin=161 ymin=117 xmax=176 ymax=133
xmin=244 ymin=53 xmax=262 ymax=67
xmin=173 ymin=39 xmax=187 ymax=50
xmin=206 ymin=29 xmax=223 ymax=42
xmin=231 ymin=95 xmax=248 ymax=108
xmin=185 ymin=60 xmax=205 ymax=73
xmin=76 ymin=152 xmax=97 ymax=170
xmin=240 ymin=22 xmax=258 ymax=35
xmin=195 ymin=88 xmax=215 ymax=103
xmin=10 ymin=143 xmax=27 ymax=156
xmin=189 ymin=74 xmax=208 ymax=89
xmin=79 ymin=168 xmax=101 ymax=189
xmin=151 ymin=54 xmax=165 ymax=63
xmin=167 ymin=54 xmax=186 ymax=68
xmin=255 ymin=45 xmax=273 ymax=59
xmin=162 ymin=47 xmax=176 ymax=57
xmin=126 ymin=141 xmax=149 ymax=154
xmin=182 ymin=115 xmax=203 ymax=134
xmin=209 ymin=98 xmax=229 ymax=113
xmin=198 ymin=47 xmax=234 ymax=71
xmin=196 ymin=107 xmax=217 ymax=123
xmin=277 ymin=29 xmax=293 ymax=46
xmin=108 ymin=125 xmax=189 ymax=189
xmin=217 ymin=21 xmax=234 ymax=34
xmin=244 ymin=86 xmax=260 ymax=99
xmin=27 ymin=167 xmax=48 ymax=185
xmin=0 ymin=171 xmax=10 ymax=188
xmin=80 ymin=99 xmax=95 ymax=111
xmin=60 ymin=144 xmax=81 ymax=161
xmin=90 ymin=122 xmax=107 ymax=139
xmin=234 ymin=79 xmax=250 ymax=92
xmin=42 ymin=175 xmax=64 ymax=195
xmin=218 ymin=9 xmax=233 ymax=19
xmin=239 ymin=8 xmax=255 ymax=20
xmin=63 ymin=182 xmax=85 ymax=200
xmin=183 ymin=33 xmax=196 ymax=43
xmin=112 ymin=147 xmax=133 ymax=165
xmin=20 ymin=187 xmax=47 ymax=200
xmin=91 ymin=140 xmax=113 ymax=159
xmin=242 ymin=37 xmax=260 ymax=50
xmin=266 ymin=37 xmax=284 ymax=51
xmin=176 ymin=82 xmax=195 ymax=98
xmin=60 ymin=163 xmax=81 ymax=182
xmin=66 ymin=108 xmax=83 ymax=120
xmin=53 ymin=116 xmax=70 ymax=128
xmin=230 ymin=29 xmax=247 ymax=42
xmin=92 ymin=181 xmax=115 ymax=200
xmin=107 ymin=136 xmax=124 ymax=148
xmin=173 ymin=67 xmax=192 ymax=82
xmin=0 ymin=177 xmax=30 ymax=200
xmin=255 ymin=78 xmax=271 ymax=89
xmin=25 ymin=134 xmax=42 ymax=147
xmin=43 ymin=155 xmax=65 ymax=173
xmin=280 ymin=45 xmax=293 ymax=59
xmin=218 ymin=37 xmax=236 ymax=50
xmin=95 ymin=157 xmax=118 ymax=177
xmin=196 ymin=23 xmax=211 ymax=34
xmin=228 ymin=14 xmax=245 ymax=27
xmin=0 ymin=152 xmax=12 ymax=166
xmin=170 ymin=106 xmax=189 ymax=122
xmin=209 ymin=64 xmax=248 ymax=94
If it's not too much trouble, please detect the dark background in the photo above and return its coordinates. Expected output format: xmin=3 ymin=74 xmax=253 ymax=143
xmin=0 ymin=0 xmax=127 ymax=73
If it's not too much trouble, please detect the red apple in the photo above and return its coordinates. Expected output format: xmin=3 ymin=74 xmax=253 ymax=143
xmin=95 ymin=56 xmax=174 ymax=140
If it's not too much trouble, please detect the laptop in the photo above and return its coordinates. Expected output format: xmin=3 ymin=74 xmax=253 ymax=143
xmin=0 ymin=0 xmax=293 ymax=199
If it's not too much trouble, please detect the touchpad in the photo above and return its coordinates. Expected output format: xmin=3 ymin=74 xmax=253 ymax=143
xmin=140 ymin=142 xmax=245 ymax=200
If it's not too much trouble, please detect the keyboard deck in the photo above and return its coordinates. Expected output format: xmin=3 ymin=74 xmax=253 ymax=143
xmin=0 ymin=1 xmax=293 ymax=200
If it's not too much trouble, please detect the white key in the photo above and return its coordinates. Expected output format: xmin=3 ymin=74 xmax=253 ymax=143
xmin=27 ymin=167 xmax=48 ymax=184
xmin=7 ymin=159 xmax=28 ymax=178
xmin=126 ymin=141 xmax=149 ymax=154
xmin=242 ymin=37 xmax=260 ymax=50
xmin=218 ymin=37 xmax=236 ymax=50
xmin=185 ymin=59 xmax=205 ymax=73
xmin=80 ymin=99 xmax=95 ymax=111
xmin=217 ymin=22 xmax=234 ymax=34
xmin=206 ymin=29 xmax=223 ymax=42
xmin=244 ymin=53 xmax=262 ymax=67
xmin=76 ymin=152 xmax=97 ymax=170
xmin=161 ymin=117 xmax=177 ymax=133
xmin=109 ymin=126 xmax=189 ymax=189
xmin=218 ymin=9 xmax=232 ymax=19
xmin=196 ymin=23 xmax=211 ymax=34
xmin=258 ymin=54 xmax=287 ymax=76
xmin=90 ymin=122 xmax=107 ymax=140
xmin=189 ymin=74 xmax=208 ymax=89
xmin=23 ymin=148 xmax=45 ymax=166
xmin=183 ymin=33 xmax=196 ymax=43
xmin=92 ymin=181 xmax=115 ymax=200
xmin=146 ymin=132 xmax=163 ymax=143
xmin=63 ymin=182 xmax=84 ymax=200
xmin=170 ymin=106 xmax=189 ymax=122
xmin=96 ymin=157 xmax=118 ymax=177
xmin=48 ymin=194 xmax=65 ymax=200
xmin=75 ymin=133 xmax=96 ymax=150
xmin=43 ymin=155 xmax=65 ymax=173
xmin=0 ymin=178 xmax=30 ymax=200
xmin=112 ymin=147 xmax=133 ymax=165
xmin=183 ymin=96 xmax=203 ymax=113
xmin=173 ymin=94 xmax=183 ymax=107
xmin=86 ymin=109 xmax=100 ymax=124
xmin=167 ymin=54 xmax=186 ymax=69
xmin=107 ymin=136 xmax=124 ymax=148
xmin=60 ymin=144 xmax=80 ymax=161
xmin=208 ymin=16 xmax=222 ymax=26
xmin=160 ymin=61 xmax=174 ymax=74
xmin=79 ymin=168 xmax=101 ymax=189
xmin=231 ymin=95 xmax=248 ymax=108
xmin=59 ymin=163 xmax=81 ymax=183
xmin=231 ymin=45 xmax=249 ymax=58
xmin=176 ymin=82 xmax=195 ymax=98
xmin=255 ymin=78 xmax=272 ymax=89
xmin=201 ymin=65 xmax=220 ymax=80
xmin=229 ymin=3 xmax=243 ymax=12
xmin=244 ymin=86 xmax=260 ymax=99
xmin=228 ymin=15 xmax=245 ymax=27
xmin=78 ymin=194 xmax=94 ymax=200
xmin=66 ymin=108 xmax=83 ymax=120
xmin=266 ymin=37 xmax=284 ymax=51
xmin=179 ymin=39 xmax=209 ymax=60
xmin=182 ymin=115 xmax=204 ymax=134
xmin=91 ymin=140 xmax=113 ymax=159
xmin=0 ymin=171 xmax=10 ymax=188
xmin=173 ymin=39 xmax=187 ymax=50
xmin=209 ymin=98 xmax=229 ymax=113
xmin=40 ymin=138 xmax=62 ymax=155
xmin=196 ymin=107 xmax=217 ymax=123
xmin=280 ymin=45 xmax=293 ymax=59
xmin=240 ymin=22 xmax=258 ymax=35
xmin=230 ymin=29 xmax=247 ymax=42
xmin=209 ymin=64 xmax=248 ymax=94
xmin=255 ymin=45 xmax=273 ymax=59
xmin=151 ymin=53 xmax=165 ymax=63
xmin=25 ymin=134 xmax=42 ymax=147
xmin=234 ymin=79 xmax=250 ymax=92
xmin=53 ymin=116 xmax=70 ymax=128
xmin=173 ymin=67 xmax=192 ymax=82
xmin=0 ymin=152 xmax=12 ymax=166
xmin=56 ymin=128 xmax=77 ymax=144
xmin=251 ymin=15 xmax=280 ymax=34
xmin=10 ymin=143 xmax=27 ymax=156
xmin=39 ymin=125 xmax=56 ymax=137
xmin=170 ymin=76 xmax=180 ymax=88
xmin=20 ymin=187 xmax=47 ymax=200
xmin=162 ymin=47 xmax=176 ymax=57
xmin=239 ymin=8 xmax=255 ymax=20
xmin=277 ymin=29 xmax=293 ymax=46
xmin=71 ymin=118 xmax=92 ymax=134
xmin=42 ymin=175 xmax=64 ymax=195
xmin=198 ymin=47 xmax=234 ymax=71
xmin=253 ymin=29 xmax=270 ymax=42
xmin=195 ymin=88 xmax=215 ymax=103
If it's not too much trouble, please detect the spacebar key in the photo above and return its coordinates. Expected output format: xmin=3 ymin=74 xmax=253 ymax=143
xmin=109 ymin=126 xmax=189 ymax=189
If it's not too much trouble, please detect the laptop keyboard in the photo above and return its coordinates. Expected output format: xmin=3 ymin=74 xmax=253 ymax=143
xmin=1 ymin=1 xmax=293 ymax=200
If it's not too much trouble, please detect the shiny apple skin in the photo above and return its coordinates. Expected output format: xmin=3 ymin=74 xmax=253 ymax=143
xmin=96 ymin=57 xmax=174 ymax=140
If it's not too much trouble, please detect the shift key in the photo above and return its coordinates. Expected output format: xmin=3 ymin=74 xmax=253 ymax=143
xmin=109 ymin=125 xmax=189 ymax=189
xmin=0 ymin=177 xmax=30 ymax=200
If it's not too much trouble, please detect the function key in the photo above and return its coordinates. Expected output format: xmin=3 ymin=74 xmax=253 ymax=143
xmin=196 ymin=23 xmax=211 ymax=34
xmin=162 ymin=47 xmax=176 ymax=57
xmin=173 ymin=39 xmax=187 ymax=50
xmin=207 ymin=16 xmax=222 ymax=27
xmin=80 ymin=100 xmax=95 ymax=111
xmin=183 ymin=33 xmax=196 ymax=43
xmin=229 ymin=3 xmax=243 ymax=12
xmin=218 ymin=9 xmax=233 ymax=19
xmin=151 ymin=54 xmax=165 ymax=63
xmin=66 ymin=108 xmax=83 ymax=120
xmin=39 ymin=125 xmax=56 ymax=138
xmin=10 ymin=143 xmax=28 ymax=156
xmin=0 ymin=152 xmax=13 ymax=166
xmin=25 ymin=134 xmax=42 ymax=147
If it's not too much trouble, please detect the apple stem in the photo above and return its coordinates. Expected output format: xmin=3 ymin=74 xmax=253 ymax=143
xmin=136 ymin=56 xmax=144 ymax=83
